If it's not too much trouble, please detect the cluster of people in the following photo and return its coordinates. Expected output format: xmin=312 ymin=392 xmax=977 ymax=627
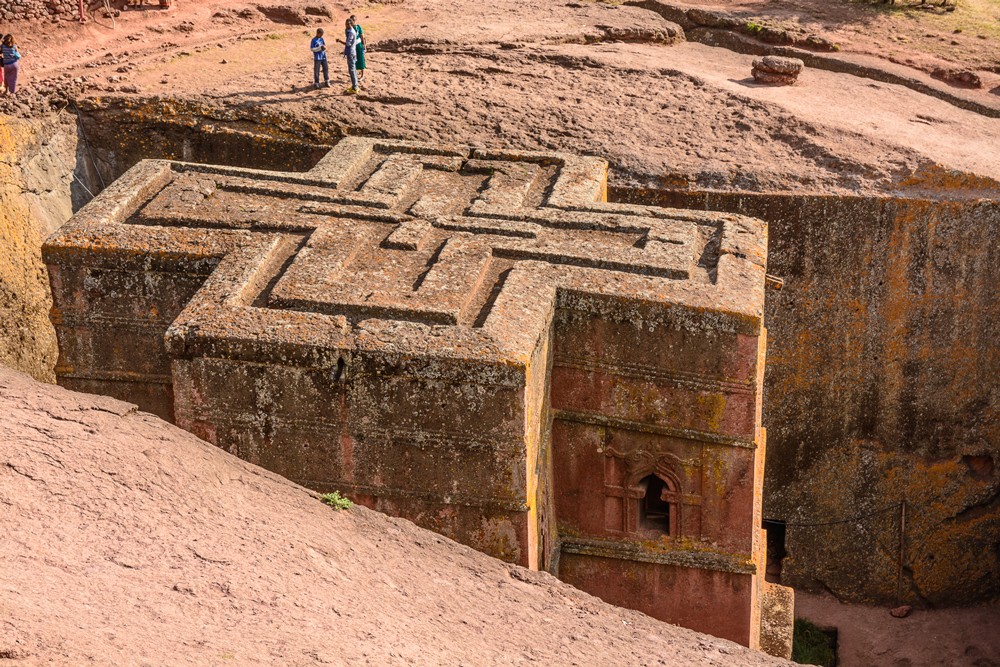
xmin=0 ymin=20 xmax=371 ymax=99
xmin=1 ymin=34 xmax=21 ymax=96
xmin=310 ymin=15 xmax=366 ymax=94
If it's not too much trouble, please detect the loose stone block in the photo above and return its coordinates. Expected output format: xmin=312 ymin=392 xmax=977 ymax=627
xmin=752 ymin=55 xmax=805 ymax=85
xmin=43 ymin=137 xmax=789 ymax=653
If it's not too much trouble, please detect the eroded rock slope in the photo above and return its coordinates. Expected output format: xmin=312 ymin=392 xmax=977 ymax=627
xmin=0 ymin=366 xmax=790 ymax=666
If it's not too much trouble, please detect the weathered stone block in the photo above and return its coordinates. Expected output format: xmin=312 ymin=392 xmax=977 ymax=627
xmin=760 ymin=580 xmax=795 ymax=660
xmin=43 ymin=138 xmax=781 ymax=652
xmin=752 ymin=56 xmax=805 ymax=85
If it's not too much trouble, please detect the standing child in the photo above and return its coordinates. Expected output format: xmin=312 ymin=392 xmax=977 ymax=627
xmin=2 ymin=34 xmax=20 ymax=96
xmin=350 ymin=15 xmax=366 ymax=88
xmin=310 ymin=28 xmax=329 ymax=89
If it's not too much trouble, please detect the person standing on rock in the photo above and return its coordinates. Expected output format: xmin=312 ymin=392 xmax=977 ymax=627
xmin=341 ymin=17 xmax=359 ymax=95
xmin=350 ymin=15 xmax=367 ymax=88
xmin=1 ymin=35 xmax=21 ymax=96
xmin=310 ymin=28 xmax=330 ymax=89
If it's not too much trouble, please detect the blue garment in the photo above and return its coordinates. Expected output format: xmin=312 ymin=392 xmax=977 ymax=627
xmin=343 ymin=26 xmax=357 ymax=60
xmin=310 ymin=36 xmax=326 ymax=61
xmin=346 ymin=56 xmax=358 ymax=90
xmin=1 ymin=45 xmax=20 ymax=65
xmin=314 ymin=59 xmax=329 ymax=85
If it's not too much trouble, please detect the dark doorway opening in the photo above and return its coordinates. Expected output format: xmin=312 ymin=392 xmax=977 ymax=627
xmin=763 ymin=519 xmax=787 ymax=583
xmin=639 ymin=474 xmax=672 ymax=535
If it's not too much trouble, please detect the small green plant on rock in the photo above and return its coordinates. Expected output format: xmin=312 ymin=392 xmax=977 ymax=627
xmin=320 ymin=491 xmax=353 ymax=510
xmin=745 ymin=21 xmax=765 ymax=34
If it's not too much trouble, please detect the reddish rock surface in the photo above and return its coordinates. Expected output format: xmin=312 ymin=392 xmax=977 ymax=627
xmin=1 ymin=0 xmax=998 ymax=653
xmin=0 ymin=366 xmax=791 ymax=666
xmin=4 ymin=0 xmax=1000 ymax=189
xmin=795 ymin=591 xmax=1000 ymax=667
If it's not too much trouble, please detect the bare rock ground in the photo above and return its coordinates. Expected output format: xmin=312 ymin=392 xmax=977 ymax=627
xmin=0 ymin=366 xmax=792 ymax=666
xmin=794 ymin=591 xmax=1000 ymax=667
xmin=644 ymin=0 xmax=1000 ymax=83
xmin=4 ymin=0 xmax=999 ymax=193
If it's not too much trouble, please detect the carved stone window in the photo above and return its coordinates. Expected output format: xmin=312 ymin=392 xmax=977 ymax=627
xmin=635 ymin=472 xmax=680 ymax=537
xmin=605 ymin=448 xmax=698 ymax=539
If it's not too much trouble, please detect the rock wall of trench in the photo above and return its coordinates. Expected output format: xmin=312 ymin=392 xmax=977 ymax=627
xmin=0 ymin=100 xmax=334 ymax=383
xmin=618 ymin=186 xmax=1000 ymax=606
xmin=0 ymin=113 xmax=82 ymax=382
xmin=72 ymin=98 xmax=332 ymax=182
xmin=22 ymin=99 xmax=997 ymax=606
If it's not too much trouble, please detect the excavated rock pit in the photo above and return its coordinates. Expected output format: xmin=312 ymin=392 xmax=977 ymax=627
xmin=2 ymin=0 xmax=1000 ymax=659
xmin=4 ymin=95 xmax=998 ymax=609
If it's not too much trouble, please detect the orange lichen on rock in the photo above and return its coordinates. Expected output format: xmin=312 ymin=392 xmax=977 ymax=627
xmin=0 ymin=116 xmax=61 ymax=383
xmin=612 ymin=186 xmax=1000 ymax=608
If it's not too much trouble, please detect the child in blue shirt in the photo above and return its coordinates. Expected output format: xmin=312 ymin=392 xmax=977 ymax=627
xmin=310 ymin=28 xmax=329 ymax=89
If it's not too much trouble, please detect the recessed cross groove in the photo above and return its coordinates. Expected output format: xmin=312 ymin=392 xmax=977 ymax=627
xmin=46 ymin=137 xmax=766 ymax=346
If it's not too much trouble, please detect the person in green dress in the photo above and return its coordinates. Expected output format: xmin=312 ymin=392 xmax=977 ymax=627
xmin=350 ymin=15 xmax=366 ymax=87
